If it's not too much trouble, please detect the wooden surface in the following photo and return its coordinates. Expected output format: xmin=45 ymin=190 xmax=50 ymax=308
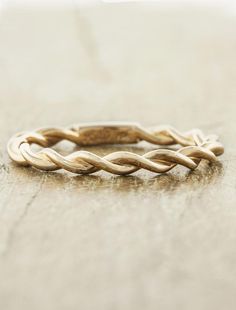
xmin=0 ymin=3 xmax=236 ymax=310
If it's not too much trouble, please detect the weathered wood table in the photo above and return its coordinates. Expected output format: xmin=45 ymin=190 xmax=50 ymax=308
xmin=0 ymin=3 xmax=235 ymax=310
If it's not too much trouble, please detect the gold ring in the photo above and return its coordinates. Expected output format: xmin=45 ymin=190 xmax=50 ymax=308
xmin=7 ymin=122 xmax=224 ymax=175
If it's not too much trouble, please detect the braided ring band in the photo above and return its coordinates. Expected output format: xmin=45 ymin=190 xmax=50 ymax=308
xmin=7 ymin=122 xmax=224 ymax=175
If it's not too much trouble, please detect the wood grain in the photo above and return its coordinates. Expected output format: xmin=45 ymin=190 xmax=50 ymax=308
xmin=0 ymin=3 xmax=236 ymax=310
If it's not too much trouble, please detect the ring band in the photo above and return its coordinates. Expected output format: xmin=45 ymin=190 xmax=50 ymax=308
xmin=7 ymin=122 xmax=224 ymax=175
